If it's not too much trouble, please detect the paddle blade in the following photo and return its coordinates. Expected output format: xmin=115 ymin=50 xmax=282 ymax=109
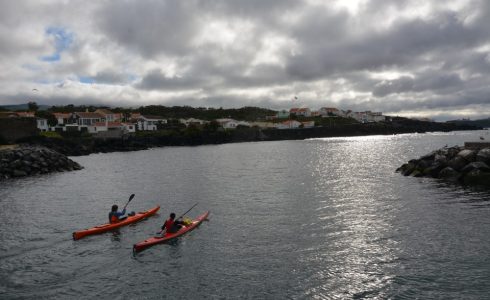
xmin=123 ymin=194 xmax=135 ymax=210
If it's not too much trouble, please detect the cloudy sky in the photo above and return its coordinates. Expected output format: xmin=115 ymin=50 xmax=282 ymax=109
xmin=1 ymin=0 xmax=490 ymax=120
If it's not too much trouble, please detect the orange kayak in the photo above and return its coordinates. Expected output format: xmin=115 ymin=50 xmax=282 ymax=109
xmin=133 ymin=211 xmax=209 ymax=253
xmin=73 ymin=206 xmax=160 ymax=240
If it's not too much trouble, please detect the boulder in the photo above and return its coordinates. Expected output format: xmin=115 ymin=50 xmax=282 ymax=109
xmin=423 ymin=163 xmax=445 ymax=177
xmin=416 ymin=159 xmax=431 ymax=169
xmin=476 ymin=148 xmax=490 ymax=164
xmin=447 ymin=156 xmax=467 ymax=171
xmin=447 ymin=146 xmax=462 ymax=159
xmin=457 ymin=149 xmax=477 ymax=162
xmin=461 ymin=161 xmax=490 ymax=174
xmin=434 ymin=154 xmax=448 ymax=165
xmin=438 ymin=167 xmax=461 ymax=182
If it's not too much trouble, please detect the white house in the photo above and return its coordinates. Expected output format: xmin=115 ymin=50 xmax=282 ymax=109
xmin=53 ymin=113 xmax=71 ymax=126
xmin=74 ymin=112 xmax=105 ymax=129
xmin=88 ymin=121 xmax=136 ymax=134
xmin=347 ymin=111 xmax=385 ymax=123
xmin=95 ymin=109 xmax=122 ymax=122
xmin=290 ymin=107 xmax=311 ymax=117
xmin=216 ymin=118 xmax=238 ymax=129
xmin=276 ymin=120 xmax=302 ymax=129
xmin=122 ymin=123 xmax=136 ymax=133
xmin=137 ymin=115 xmax=167 ymax=131
xmin=179 ymin=118 xmax=208 ymax=127
xmin=250 ymin=121 xmax=276 ymax=128
xmin=301 ymin=121 xmax=315 ymax=128
xmin=36 ymin=118 xmax=49 ymax=132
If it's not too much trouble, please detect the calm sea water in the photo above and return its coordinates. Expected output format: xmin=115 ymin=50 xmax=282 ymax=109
xmin=1 ymin=130 xmax=490 ymax=299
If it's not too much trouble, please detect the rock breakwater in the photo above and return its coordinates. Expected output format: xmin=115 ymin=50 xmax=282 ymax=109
xmin=0 ymin=145 xmax=83 ymax=180
xmin=396 ymin=145 xmax=490 ymax=187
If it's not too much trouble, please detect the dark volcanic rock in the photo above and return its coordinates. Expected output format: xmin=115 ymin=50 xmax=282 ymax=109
xmin=0 ymin=146 xmax=83 ymax=180
xmin=476 ymin=148 xmax=490 ymax=164
xmin=398 ymin=145 xmax=490 ymax=188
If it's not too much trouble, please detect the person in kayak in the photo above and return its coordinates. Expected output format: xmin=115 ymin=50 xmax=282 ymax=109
xmin=161 ymin=213 xmax=185 ymax=234
xmin=109 ymin=205 xmax=127 ymax=223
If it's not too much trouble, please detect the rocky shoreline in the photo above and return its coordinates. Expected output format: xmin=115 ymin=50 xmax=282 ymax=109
xmin=396 ymin=144 xmax=490 ymax=187
xmin=0 ymin=146 xmax=83 ymax=180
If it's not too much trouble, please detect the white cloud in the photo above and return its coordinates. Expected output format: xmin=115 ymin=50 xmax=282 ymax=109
xmin=0 ymin=0 xmax=489 ymax=120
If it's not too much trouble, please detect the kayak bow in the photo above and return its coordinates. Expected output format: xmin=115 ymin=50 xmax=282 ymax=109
xmin=133 ymin=211 xmax=209 ymax=253
xmin=73 ymin=206 xmax=160 ymax=240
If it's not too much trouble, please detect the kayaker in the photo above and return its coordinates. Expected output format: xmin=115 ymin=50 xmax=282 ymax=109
xmin=108 ymin=205 xmax=127 ymax=223
xmin=161 ymin=213 xmax=185 ymax=234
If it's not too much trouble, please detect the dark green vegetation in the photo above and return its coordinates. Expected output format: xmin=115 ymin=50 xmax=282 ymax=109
xmin=137 ymin=105 xmax=276 ymax=121
xmin=447 ymin=118 xmax=490 ymax=128
xmin=37 ymin=103 xmax=277 ymax=121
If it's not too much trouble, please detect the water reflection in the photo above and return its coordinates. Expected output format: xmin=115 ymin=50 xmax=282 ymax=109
xmin=298 ymin=140 xmax=404 ymax=298
xmin=110 ymin=230 xmax=121 ymax=242
xmin=1 ymin=131 xmax=490 ymax=298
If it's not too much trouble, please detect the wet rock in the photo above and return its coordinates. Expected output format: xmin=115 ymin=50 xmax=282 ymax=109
xmin=423 ymin=163 xmax=445 ymax=177
xmin=448 ymin=156 xmax=467 ymax=171
xmin=457 ymin=149 xmax=477 ymax=162
xmin=476 ymin=148 xmax=490 ymax=164
xmin=438 ymin=167 xmax=461 ymax=182
xmin=461 ymin=161 xmax=490 ymax=174
xmin=398 ymin=145 xmax=490 ymax=188
xmin=0 ymin=146 xmax=83 ymax=180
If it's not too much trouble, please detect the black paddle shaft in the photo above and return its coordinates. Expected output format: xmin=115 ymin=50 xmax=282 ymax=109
xmin=177 ymin=203 xmax=198 ymax=219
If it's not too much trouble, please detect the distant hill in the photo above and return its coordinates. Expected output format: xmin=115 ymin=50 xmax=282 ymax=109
xmin=447 ymin=118 xmax=490 ymax=128
xmin=0 ymin=103 xmax=49 ymax=111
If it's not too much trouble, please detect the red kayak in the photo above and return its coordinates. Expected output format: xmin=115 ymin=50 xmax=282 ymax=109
xmin=73 ymin=206 xmax=160 ymax=240
xmin=133 ymin=211 xmax=209 ymax=253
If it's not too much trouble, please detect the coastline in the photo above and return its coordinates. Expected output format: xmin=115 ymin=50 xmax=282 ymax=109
xmin=18 ymin=120 xmax=483 ymax=156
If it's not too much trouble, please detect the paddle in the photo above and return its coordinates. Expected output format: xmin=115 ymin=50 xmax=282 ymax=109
xmin=156 ymin=203 xmax=198 ymax=235
xmin=177 ymin=202 xmax=198 ymax=220
xmin=123 ymin=194 xmax=135 ymax=211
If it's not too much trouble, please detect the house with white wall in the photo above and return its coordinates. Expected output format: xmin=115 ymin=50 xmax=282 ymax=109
xmin=290 ymin=108 xmax=311 ymax=117
xmin=276 ymin=110 xmax=290 ymax=119
xmin=73 ymin=112 xmax=105 ymax=130
xmin=301 ymin=121 xmax=315 ymax=128
xmin=179 ymin=118 xmax=208 ymax=127
xmin=53 ymin=113 xmax=71 ymax=126
xmin=276 ymin=120 xmax=302 ymax=129
xmin=95 ymin=109 xmax=122 ymax=122
xmin=137 ymin=115 xmax=167 ymax=131
xmin=36 ymin=118 xmax=49 ymax=132
xmin=216 ymin=118 xmax=239 ymax=129
xmin=250 ymin=121 xmax=276 ymax=128
xmin=289 ymin=107 xmax=311 ymax=117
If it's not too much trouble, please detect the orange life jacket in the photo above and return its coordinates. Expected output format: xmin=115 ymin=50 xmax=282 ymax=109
xmin=164 ymin=218 xmax=175 ymax=231
xmin=109 ymin=212 xmax=120 ymax=224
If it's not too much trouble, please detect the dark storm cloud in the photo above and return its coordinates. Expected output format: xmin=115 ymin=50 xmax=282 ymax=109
xmin=137 ymin=68 xmax=206 ymax=91
xmin=372 ymin=73 xmax=464 ymax=97
xmin=286 ymin=11 xmax=486 ymax=80
xmin=91 ymin=70 xmax=132 ymax=85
